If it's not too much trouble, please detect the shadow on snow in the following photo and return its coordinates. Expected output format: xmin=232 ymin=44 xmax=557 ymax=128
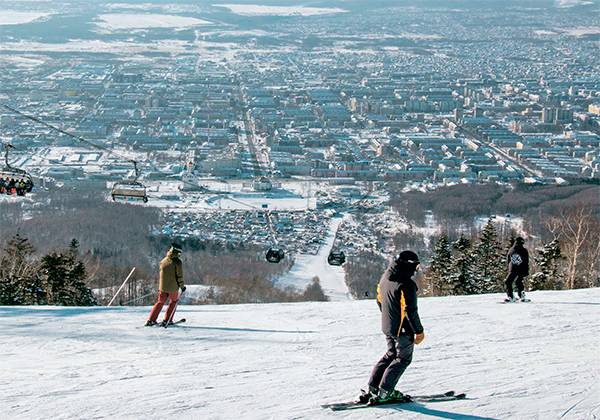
xmin=393 ymin=403 xmax=498 ymax=420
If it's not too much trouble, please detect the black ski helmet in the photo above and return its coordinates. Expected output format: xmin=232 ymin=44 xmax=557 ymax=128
xmin=515 ymin=237 xmax=525 ymax=245
xmin=396 ymin=250 xmax=420 ymax=265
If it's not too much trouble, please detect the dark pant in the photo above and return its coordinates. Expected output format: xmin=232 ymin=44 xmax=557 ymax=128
xmin=368 ymin=334 xmax=414 ymax=393
xmin=505 ymin=272 xmax=525 ymax=298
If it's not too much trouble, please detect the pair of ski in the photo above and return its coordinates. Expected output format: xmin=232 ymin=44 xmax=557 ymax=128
xmin=322 ymin=390 xmax=466 ymax=411
xmin=148 ymin=318 xmax=186 ymax=328
xmin=500 ymin=298 xmax=531 ymax=304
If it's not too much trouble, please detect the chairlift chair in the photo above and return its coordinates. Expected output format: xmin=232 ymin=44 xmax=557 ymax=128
xmin=265 ymin=247 xmax=285 ymax=264
xmin=327 ymin=250 xmax=346 ymax=266
xmin=110 ymin=160 xmax=148 ymax=203
xmin=1 ymin=144 xmax=34 ymax=194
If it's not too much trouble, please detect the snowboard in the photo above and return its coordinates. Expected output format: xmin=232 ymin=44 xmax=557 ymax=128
xmin=322 ymin=391 xmax=466 ymax=411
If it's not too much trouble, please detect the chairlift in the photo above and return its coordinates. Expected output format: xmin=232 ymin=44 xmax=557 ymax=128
xmin=327 ymin=250 xmax=346 ymax=266
xmin=0 ymin=144 xmax=34 ymax=195
xmin=265 ymin=247 xmax=285 ymax=264
xmin=111 ymin=160 xmax=148 ymax=203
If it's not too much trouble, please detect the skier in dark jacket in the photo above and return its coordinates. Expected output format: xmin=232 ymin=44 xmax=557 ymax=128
xmin=505 ymin=236 xmax=530 ymax=302
xmin=363 ymin=250 xmax=425 ymax=404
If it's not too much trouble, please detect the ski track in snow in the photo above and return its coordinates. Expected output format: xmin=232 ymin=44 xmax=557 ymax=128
xmin=1 ymin=288 xmax=599 ymax=419
xmin=274 ymin=216 xmax=351 ymax=301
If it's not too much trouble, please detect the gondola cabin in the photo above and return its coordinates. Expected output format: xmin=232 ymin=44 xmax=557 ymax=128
xmin=327 ymin=250 xmax=346 ymax=266
xmin=265 ymin=248 xmax=285 ymax=264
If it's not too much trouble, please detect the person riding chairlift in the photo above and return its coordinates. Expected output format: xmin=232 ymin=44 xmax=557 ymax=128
xmin=7 ymin=178 xmax=16 ymax=195
xmin=17 ymin=179 xmax=26 ymax=196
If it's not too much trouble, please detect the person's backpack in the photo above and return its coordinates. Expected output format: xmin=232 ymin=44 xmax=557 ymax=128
xmin=511 ymin=253 xmax=523 ymax=266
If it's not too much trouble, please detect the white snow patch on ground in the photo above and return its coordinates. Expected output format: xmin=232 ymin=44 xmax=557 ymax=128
xmin=104 ymin=3 xmax=202 ymax=13
xmin=181 ymin=284 xmax=217 ymax=302
xmin=0 ymin=40 xmax=236 ymax=59
xmin=0 ymin=55 xmax=48 ymax=67
xmin=275 ymin=216 xmax=351 ymax=301
xmin=96 ymin=13 xmax=212 ymax=31
xmin=216 ymin=4 xmax=348 ymax=16
xmin=555 ymin=0 xmax=594 ymax=7
xmin=0 ymin=11 xmax=51 ymax=25
xmin=561 ymin=26 xmax=600 ymax=36
xmin=1 ymin=288 xmax=599 ymax=419
xmin=213 ymin=193 xmax=316 ymax=211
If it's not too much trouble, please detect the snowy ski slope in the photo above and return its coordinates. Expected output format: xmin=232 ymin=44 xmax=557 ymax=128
xmin=2 ymin=288 xmax=599 ymax=419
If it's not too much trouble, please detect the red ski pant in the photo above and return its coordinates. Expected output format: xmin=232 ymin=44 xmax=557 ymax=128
xmin=148 ymin=291 xmax=179 ymax=322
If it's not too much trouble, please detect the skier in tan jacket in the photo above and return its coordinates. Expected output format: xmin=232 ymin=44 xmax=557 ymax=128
xmin=145 ymin=243 xmax=186 ymax=327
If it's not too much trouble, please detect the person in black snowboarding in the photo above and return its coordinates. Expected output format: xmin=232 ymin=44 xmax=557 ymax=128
xmin=362 ymin=250 xmax=425 ymax=404
xmin=505 ymin=236 xmax=530 ymax=302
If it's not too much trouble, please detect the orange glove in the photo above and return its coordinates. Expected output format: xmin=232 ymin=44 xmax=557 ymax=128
xmin=414 ymin=332 xmax=425 ymax=345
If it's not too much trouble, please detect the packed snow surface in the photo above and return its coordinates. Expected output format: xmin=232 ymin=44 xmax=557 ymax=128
xmin=2 ymin=288 xmax=599 ymax=419
xmin=216 ymin=4 xmax=347 ymax=16
xmin=96 ymin=13 xmax=212 ymax=31
xmin=0 ymin=12 xmax=51 ymax=25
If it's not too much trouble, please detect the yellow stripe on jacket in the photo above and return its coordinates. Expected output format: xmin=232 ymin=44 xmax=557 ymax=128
xmin=377 ymin=283 xmax=406 ymax=337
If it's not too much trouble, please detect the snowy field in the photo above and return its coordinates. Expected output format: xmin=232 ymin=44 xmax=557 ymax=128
xmin=2 ymin=288 xmax=599 ymax=419
xmin=96 ymin=13 xmax=212 ymax=31
xmin=216 ymin=4 xmax=347 ymax=16
xmin=555 ymin=0 xmax=595 ymax=7
xmin=0 ymin=12 xmax=51 ymax=25
xmin=104 ymin=3 xmax=203 ymax=13
xmin=562 ymin=26 xmax=600 ymax=37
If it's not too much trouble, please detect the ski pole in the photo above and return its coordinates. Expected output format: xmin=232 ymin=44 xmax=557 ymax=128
xmin=107 ymin=267 xmax=136 ymax=306
xmin=165 ymin=289 xmax=185 ymax=328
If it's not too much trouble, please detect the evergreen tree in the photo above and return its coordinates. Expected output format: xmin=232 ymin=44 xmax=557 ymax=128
xmin=449 ymin=234 xmax=477 ymax=295
xmin=19 ymin=272 xmax=47 ymax=306
xmin=1 ymin=236 xmax=96 ymax=306
xmin=302 ymin=277 xmax=329 ymax=302
xmin=473 ymin=219 xmax=504 ymax=293
xmin=530 ymin=239 xmax=562 ymax=291
xmin=428 ymin=233 xmax=453 ymax=296
xmin=68 ymin=238 xmax=80 ymax=259
xmin=41 ymin=253 xmax=72 ymax=305
xmin=63 ymin=239 xmax=97 ymax=306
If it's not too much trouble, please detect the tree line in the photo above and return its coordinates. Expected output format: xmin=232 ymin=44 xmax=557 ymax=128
xmin=1 ymin=185 xmax=329 ymax=306
xmin=344 ymin=203 xmax=599 ymax=299
xmin=0 ymin=235 xmax=96 ymax=306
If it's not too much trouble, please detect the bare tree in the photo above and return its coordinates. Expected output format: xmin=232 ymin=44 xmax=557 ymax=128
xmin=547 ymin=206 xmax=599 ymax=289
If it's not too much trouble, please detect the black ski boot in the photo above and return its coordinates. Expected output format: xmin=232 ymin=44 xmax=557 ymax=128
xmin=357 ymin=388 xmax=375 ymax=404
xmin=144 ymin=320 xmax=157 ymax=327
xmin=369 ymin=389 xmax=410 ymax=405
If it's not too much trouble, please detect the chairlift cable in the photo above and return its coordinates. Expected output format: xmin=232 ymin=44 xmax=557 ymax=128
xmin=1 ymin=103 xmax=133 ymax=163
xmin=1 ymin=103 xmax=229 ymax=195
